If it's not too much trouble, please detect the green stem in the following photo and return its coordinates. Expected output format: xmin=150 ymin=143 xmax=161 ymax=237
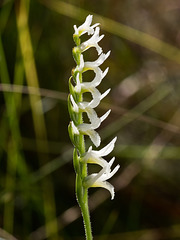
xmin=77 ymin=133 xmax=93 ymax=240
xmin=71 ymin=37 xmax=93 ymax=240
xmin=76 ymin=107 xmax=92 ymax=239
xmin=80 ymin=196 xmax=93 ymax=240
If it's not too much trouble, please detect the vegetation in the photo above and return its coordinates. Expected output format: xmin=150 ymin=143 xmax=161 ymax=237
xmin=0 ymin=0 xmax=180 ymax=239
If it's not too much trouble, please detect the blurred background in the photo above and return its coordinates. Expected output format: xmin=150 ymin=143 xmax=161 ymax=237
xmin=0 ymin=0 xmax=180 ymax=239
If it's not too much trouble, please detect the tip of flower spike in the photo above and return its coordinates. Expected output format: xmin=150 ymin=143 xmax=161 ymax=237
xmin=73 ymin=14 xmax=99 ymax=39
xmin=85 ymin=14 xmax=93 ymax=25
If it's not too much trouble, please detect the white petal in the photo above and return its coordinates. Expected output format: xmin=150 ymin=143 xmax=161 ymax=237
xmin=82 ymin=153 xmax=110 ymax=168
xmin=81 ymin=67 xmax=103 ymax=88
xmin=79 ymin=86 xmax=101 ymax=109
xmin=78 ymin=124 xmax=101 ymax=147
xmin=83 ymin=67 xmax=109 ymax=88
xmin=84 ymin=15 xmax=93 ymax=27
xmin=82 ymin=66 xmax=108 ymax=89
xmin=96 ymin=51 xmax=111 ymax=67
xmin=91 ymin=67 xmax=103 ymax=87
xmin=93 ymin=180 xmax=115 ymax=200
xmin=100 ymin=164 xmax=120 ymax=181
xmin=88 ymin=88 xmax=101 ymax=108
xmin=100 ymin=88 xmax=111 ymax=100
xmin=88 ymin=130 xmax=101 ymax=147
xmin=100 ymin=109 xmax=111 ymax=122
xmin=84 ymin=107 xmax=101 ymax=128
xmin=109 ymin=157 xmax=115 ymax=167
xmin=94 ymin=137 xmax=117 ymax=157
xmin=84 ymin=168 xmax=115 ymax=200
xmin=91 ymin=23 xmax=99 ymax=30
xmin=102 ymin=67 xmax=109 ymax=79
xmin=85 ymin=52 xmax=110 ymax=69
xmin=84 ymin=167 xmax=107 ymax=187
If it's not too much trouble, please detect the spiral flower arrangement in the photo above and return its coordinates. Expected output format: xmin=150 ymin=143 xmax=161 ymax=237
xmin=68 ymin=15 xmax=120 ymax=239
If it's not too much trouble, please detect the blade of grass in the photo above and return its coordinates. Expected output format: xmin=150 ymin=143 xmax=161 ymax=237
xmin=0 ymin=0 xmax=13 ymax=34
xmin=0 ymin=2 xmax=29 ymax=233
xmin=0 ymin=33 xmax=23 ymax=234
xmin=40 ymin=0 xmax=180 ymax=65
xmin=15 ymin=0 xmax=60 ymax=238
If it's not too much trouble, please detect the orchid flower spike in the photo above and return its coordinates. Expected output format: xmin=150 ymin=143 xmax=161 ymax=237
xmin=68 ymin=15 xmax=119 ymax=201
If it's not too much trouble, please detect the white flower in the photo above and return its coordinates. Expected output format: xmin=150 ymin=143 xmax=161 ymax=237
xmin=84 ymin=157 xmax=120 ymax=200
xmin=70 ymin=94 xmax=110 ymax=126
xmin=81 ymin=137 xmax=117 ymax=167
xmin=75 ymin=53 xmax=110 ymax=88
xmin=79 ymin=27 xmax=104 ymax=55
xmin=74 ymin=15 xmax=99 ymax=37
xmin=78 ymin=110 xmax=111 ymax=147
xmin=82 ymin=137 xmax=120 ymax=198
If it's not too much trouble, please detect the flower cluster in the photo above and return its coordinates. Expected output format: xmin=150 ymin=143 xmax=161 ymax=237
xmin=68 ymin=15 xmax=120 ymax=200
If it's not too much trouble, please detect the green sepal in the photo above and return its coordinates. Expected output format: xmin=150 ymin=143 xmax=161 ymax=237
xmin=73 ymin=148 xmax=80 ymax=174
xmin=72 ymin=46 xmax=81 ymax=66
xmin=68 ymin=121 xmax=80 ymax=148
xmin=69 ymin=76 xmax=80 ymax=102
xmin=73 ymin=34 xmax=81 ymax=46
xmin=69 ymin=76 xmax=75 ymax=96
xmin=68 ymin=94 xmax=79 ymax=124
xmin=76 ymin=173 xmax=84 ymax=205
xmin=68 ymin=122 xmax=75 ymax=145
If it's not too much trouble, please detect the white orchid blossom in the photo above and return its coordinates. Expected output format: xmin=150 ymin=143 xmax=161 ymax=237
xmin=73 ymin=15 xmax=99 ymax=37
xmin=79 ymin=27 xmax=104 ymax=55
xmin=81 ymin=137 xmax=117 ymax=168
xmin=84 ymin=161 xmax=120 ymax=200
xmin=69 ymin=15 xmax=119 ymax=200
